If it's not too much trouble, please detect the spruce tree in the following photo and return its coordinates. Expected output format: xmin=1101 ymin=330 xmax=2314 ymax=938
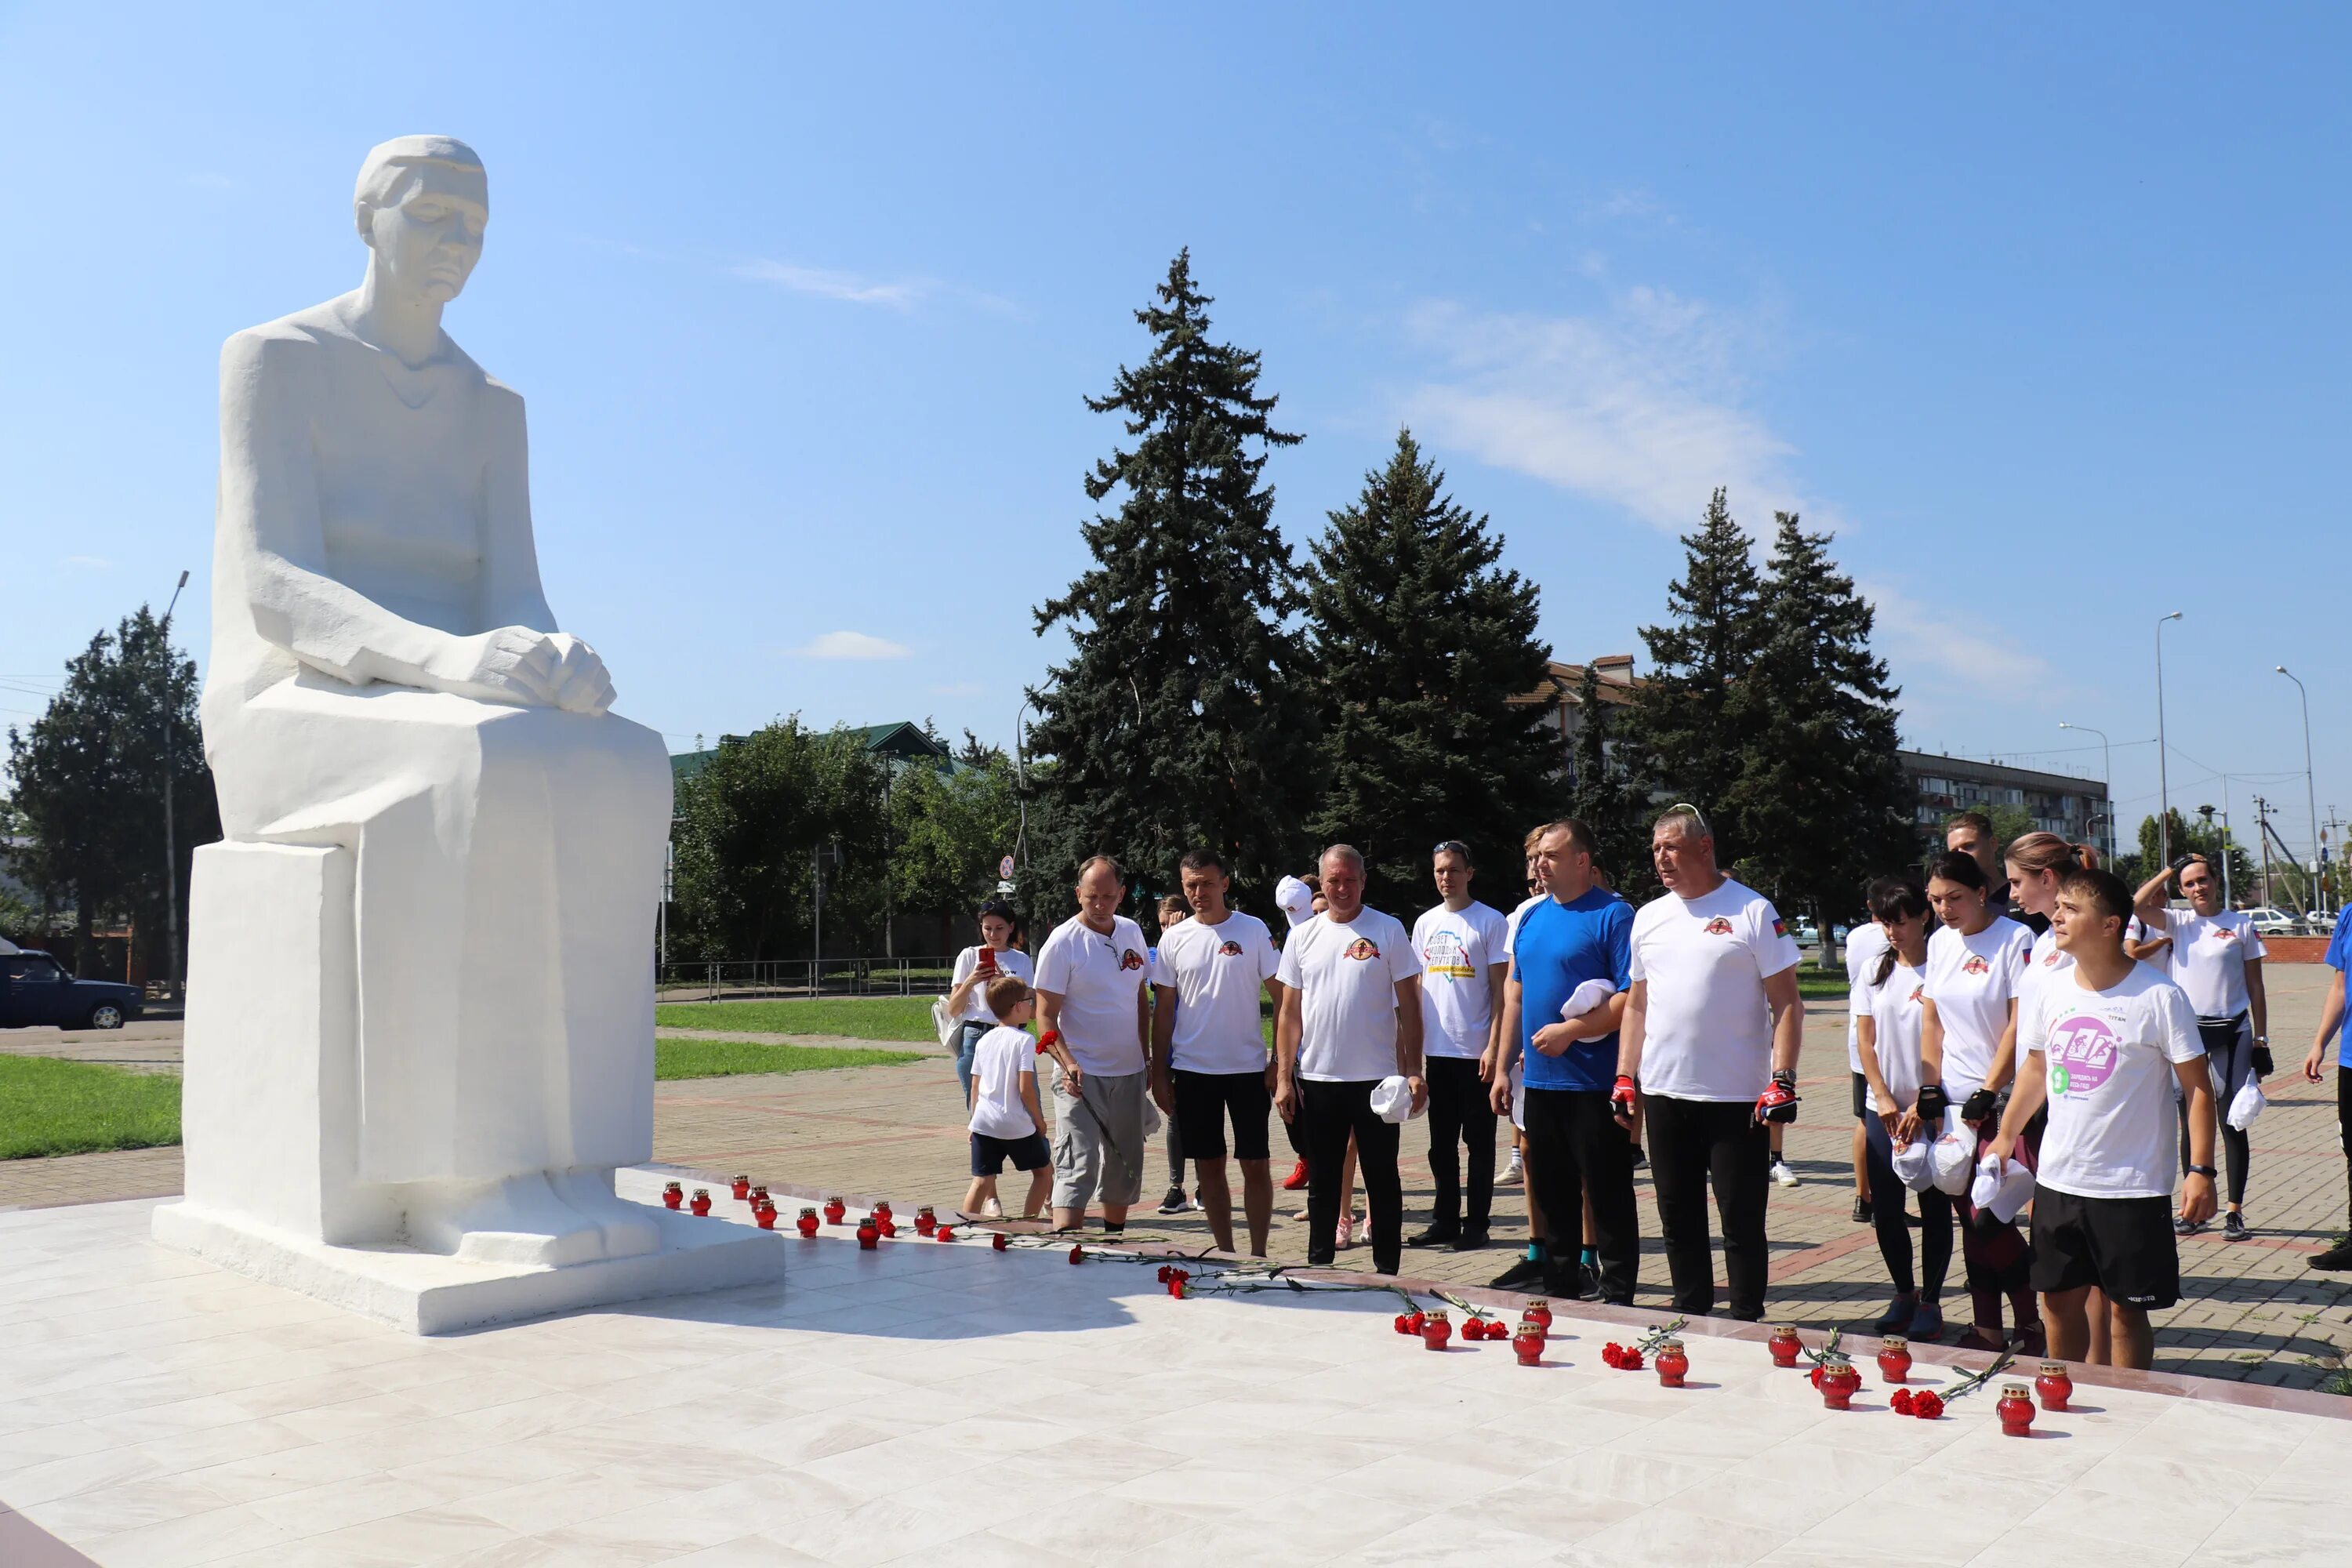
xmin=1566 ymin=659 xmax=1647 ymax=896
xmin=1305 ymin=429 xmax=1556 ymax=913
xmin=1025 ymin=252 xmax=1317 ymax=906
xmin=1623 ymin=486 xmax=1765 ymax=864
xmin=1719 ymin=513 xmax=1913 ymax=943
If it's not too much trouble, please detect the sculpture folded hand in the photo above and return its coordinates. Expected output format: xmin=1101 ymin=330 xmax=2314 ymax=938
xmin=200 ymin=136 xmax=671 ymax=1266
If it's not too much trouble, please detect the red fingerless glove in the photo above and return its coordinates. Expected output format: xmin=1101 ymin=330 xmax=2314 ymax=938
xmin=1754 ymin=1069 xmax=1799 ymax=1125
xmin=1610 ymin=1074 xmax=1639 ymax=1119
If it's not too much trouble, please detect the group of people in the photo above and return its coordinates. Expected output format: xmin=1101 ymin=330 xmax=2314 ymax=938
xmin=935 ymin=804 xmax=2352 ymax=1374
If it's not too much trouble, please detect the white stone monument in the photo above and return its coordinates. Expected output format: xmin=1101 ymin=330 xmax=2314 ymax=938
xmin=153 ymin=136 xmax=780 ymax=1332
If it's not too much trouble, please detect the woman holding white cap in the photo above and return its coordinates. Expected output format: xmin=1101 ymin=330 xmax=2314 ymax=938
xmin=2132 ymin=854 xmax=2268 ymax=1240
xmin=1853 ymin=874 xmax=1952 ymax=1339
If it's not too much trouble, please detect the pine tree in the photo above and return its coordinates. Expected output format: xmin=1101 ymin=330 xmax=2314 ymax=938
xmin=1719 ymin=514 xmax=1913 ymax=942
xmin=1623 ymin=487 xmax=1765 ymax=864
xmin=1026 ymin=251 xmax=1317 ymax=907
xmin=1566 ymin=660 xmax=1647 ymax=895
xmin=1305 ymin=429 xmax=1556 ymax=913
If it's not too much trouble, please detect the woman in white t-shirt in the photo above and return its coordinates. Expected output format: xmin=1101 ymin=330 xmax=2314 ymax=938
xmin=944 ymin=898 xmax=1033 ymax=1102
xmin=1920 ymin=850 xmax=2039 ymax=1354
xmin=1852 ymin=874 xmax=1952 ymax=1341
xmin=2131 ymin=855 xmax=2269 ymax=1240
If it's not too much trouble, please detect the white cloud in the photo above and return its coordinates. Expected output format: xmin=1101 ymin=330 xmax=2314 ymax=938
xmin=791 ymin=630 xmax=912 ymax=661
xmin=58 ymin=555 xmax=112 ymax=569
xmin=1403 ymin=291 xmax=1807 ymax=535
xmin=1586 ymin=188 xmax=1675 ymax=224
xmin=1858 ymin=575 xmax=2054 ymax=695
xmin=731 ymin=259 xmax=926 ymax=310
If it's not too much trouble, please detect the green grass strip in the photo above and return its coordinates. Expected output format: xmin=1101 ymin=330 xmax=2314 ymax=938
xmin=0 ymin=1055 xmax=183 ymax=1159
xmin=655 ymin=1038 xmax=926 ymax=1080
xmin=655 ymin=996 xmax=943 ymax=1042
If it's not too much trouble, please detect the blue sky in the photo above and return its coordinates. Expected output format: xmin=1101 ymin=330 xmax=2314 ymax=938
xmin=3 ymin=5 xmax=2345 ymax=863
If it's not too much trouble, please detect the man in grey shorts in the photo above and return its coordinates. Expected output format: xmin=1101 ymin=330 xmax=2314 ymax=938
xmin=1035 ymin=855 xmax=1153 ymax=1235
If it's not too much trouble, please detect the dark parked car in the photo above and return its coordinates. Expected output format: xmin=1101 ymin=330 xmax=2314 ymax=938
xmin=0 ymin=949 xmax=143 ymax=1029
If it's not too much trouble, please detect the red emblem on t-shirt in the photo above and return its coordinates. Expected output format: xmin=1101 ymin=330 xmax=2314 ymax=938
xmin=1962 ymin=955 xmax=1990 ymax=976
xmin=1218 ymin=939 xmax=1245 ymax=957
xmin=1119 ymin=949 xmax=1144 ymax=971
xmin=2215 ymin=927 xmax=2238 ymax=942
xmin=1909 ymin=987 xmax=1925 ymax=1004
xmin=2041 ymin=950 xmax=2063 ymax=967
xmin=1344 ymin=938 xmax=1381 ymax=960
xmin=1703 ymin=916 xmax=1734 ymax=936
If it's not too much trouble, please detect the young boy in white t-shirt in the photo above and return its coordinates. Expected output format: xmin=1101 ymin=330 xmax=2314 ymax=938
xmin=1990 ymin=867 xmax=2216 ymax=1370
xmin=964 ymin=976 xmax=1052 ymax=1221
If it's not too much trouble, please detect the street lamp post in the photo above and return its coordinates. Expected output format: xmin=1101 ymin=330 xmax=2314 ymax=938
xmin=2058 ymin=721 xmax=2112 ymax=864
xmin=2156 ymin=612 xmax=2183 ymax=871
xmin=159 ymin=569 xmax=190 ymax=1000
xmin=2278 ymin=666 xmax=2319 ymax=915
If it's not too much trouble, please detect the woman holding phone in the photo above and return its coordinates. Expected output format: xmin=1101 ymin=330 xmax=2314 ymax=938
xmin=946 ymin=898 xmax=1033 ymax=1103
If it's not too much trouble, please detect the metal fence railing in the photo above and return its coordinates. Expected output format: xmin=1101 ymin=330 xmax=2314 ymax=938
xmin=656 ymin=957 xmax=958 ymax=1004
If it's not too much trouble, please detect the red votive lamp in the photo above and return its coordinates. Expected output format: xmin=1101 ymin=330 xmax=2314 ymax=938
xmin=795 ymin=1207 xmax=819 ymax=1238
xmin=1769 ymin=1325 xmax=1803 ymax=1368
xmin=731 ymin=1174 xmax=750 ymax=1201
xmin=661 ymin=1181 xmax=683 ymax=1210
xmin=856 ymin=1218 xmax=880 ymax=1250
xmin=1421 ymin=1309 xmax=1453 ymax=1351
xmin=1877 ymin=1337 xmax=1911 ymax=1385
xmin=1654 ymin=1338 xmax=1689 ymax=1388
xmin=822 ymin=1197 xmax=847 ymax=1225
xmin=915 ymin=1206 xmax=938 ymax=1236
xmin=2035 ymin=1362 xmax=2072 ymax=1413
xmin=1998 ymin=1383 xmax=2036 ymax=1436
xmin=688 ymin=1188 xmax=712 ymax=1217
xmin=1818 ymin=1357 xmax=1861 ymax=1410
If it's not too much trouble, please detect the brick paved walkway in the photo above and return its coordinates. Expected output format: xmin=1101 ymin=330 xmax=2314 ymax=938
xmin=7 ymin=970 xmax=2348 ymax=1392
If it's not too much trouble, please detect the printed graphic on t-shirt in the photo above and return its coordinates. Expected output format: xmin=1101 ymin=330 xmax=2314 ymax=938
xmin=1218 ymin=938 xmax=1245 ymax=957
xmin=1703 ymin=916 xmax=1733 ymax=935
xmin=1119 ymin=949 xmax=1145 ymax=971
xmin=2040 ymin=949 xmax=2066 ymax=967
xmin=1344 ymin=938 xmax=1381 ymax=961
xmin=1909 ymin=985 xmax=1926 ymax=1004
xmin=2047 ymin=1012 xmax=2121 ymax=1096
xmin=1962 ymin=954 xmax=1989 ymax=976
xmin=1421 ymin=931 xmax=1475 ymax=981
xmin=2213 ymin=927 xmax=2239 ymax=943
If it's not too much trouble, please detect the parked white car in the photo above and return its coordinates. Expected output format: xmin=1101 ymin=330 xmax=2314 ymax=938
xmin=2241 ymin=907 xmax=2299 ymax=937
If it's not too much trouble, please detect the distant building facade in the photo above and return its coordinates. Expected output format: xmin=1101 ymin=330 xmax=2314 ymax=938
xmin=1512 ymin=654 xmax=1639 ymax=787
xmin=1900 ymin=750 xmax=2111 ymax=853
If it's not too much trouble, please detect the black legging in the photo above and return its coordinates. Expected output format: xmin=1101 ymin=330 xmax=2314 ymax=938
xmin=1863 ymin=1113 xmax=1953 ymax=1298
xmin=2181 ymin=1014 xmax=2253 ymax=1206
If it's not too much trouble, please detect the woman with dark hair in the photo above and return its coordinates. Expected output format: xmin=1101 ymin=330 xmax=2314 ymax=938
xmin=1921 ymin=849 xmax=2039 ymax=1352
xmin=1853 ymin=874 xmax=1951 ymax=1337
xmin=2133 ymin=855 xmax=2269 ymax=1240
xmin=945 ymin=898 xmax=1033 ymax=1104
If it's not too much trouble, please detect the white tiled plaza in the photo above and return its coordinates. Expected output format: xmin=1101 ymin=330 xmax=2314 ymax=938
xmin=3 ymin=1169 xmax=2345 ymax=1566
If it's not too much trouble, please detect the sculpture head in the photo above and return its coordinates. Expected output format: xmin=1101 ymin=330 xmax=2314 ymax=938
xmin=354 ymin=136 xmax=487 ymax=306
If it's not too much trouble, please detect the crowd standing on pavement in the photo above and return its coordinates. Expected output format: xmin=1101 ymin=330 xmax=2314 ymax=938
xmin=947 ymin=803 xmax=2352 ymax=1372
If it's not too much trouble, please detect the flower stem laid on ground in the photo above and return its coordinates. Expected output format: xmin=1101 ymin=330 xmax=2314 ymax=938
xmin=0 ymin=1055 xmax=183 ymax=1159
xmin=654 ymin=1039 xmax=925 ymax=1080
xmin=655 ymin=998 xmax=942 ymax=1042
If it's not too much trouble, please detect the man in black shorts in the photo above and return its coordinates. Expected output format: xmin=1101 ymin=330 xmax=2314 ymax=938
xmin=1150 ymin=850 xmax=1283 ymax=1255
xmin=1990 ymin=866 xmax=2216 ymax=1369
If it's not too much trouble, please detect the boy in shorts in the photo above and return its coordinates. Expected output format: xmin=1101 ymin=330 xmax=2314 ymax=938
xmin=1990 ymin=866 xmax=2216 ymax=1369
xmin=964 ymin=976 xmax=1052 ymax=1221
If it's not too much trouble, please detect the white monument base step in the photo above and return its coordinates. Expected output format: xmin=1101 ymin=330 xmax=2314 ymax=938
xmin=151 ymin=1166 xmax=783 ymax=1335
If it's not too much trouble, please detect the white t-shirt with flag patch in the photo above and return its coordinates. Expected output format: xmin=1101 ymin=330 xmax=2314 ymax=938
xmin=2158 ymin=909 xmax=2266 ymax=1019
xmin=1628 ymin=879 xmax=1802 ymax=1102
xmin=1276 ymin=907 xmax=1421 ymax=1082
xmin=1149 ymin=911 xmax=1279 ymax=1076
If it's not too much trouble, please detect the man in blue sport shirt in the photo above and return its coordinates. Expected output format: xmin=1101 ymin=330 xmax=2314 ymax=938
xmin=1491 ymin=818 xmax=1638 ymax=1303
xmin=2303 ymin=907 xmax=2352 ymax=1270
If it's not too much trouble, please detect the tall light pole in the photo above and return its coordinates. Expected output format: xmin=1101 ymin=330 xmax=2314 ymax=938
xmin=2277 ymin=666 xmax=2318 ymax=913
xmin=2155 ymin=612 xmax=2183 ymax=871
xmin=2058 ymin=721 xmax=2111 ymax=864
xmin=158 ymin=569 xmax=191 ymax=1000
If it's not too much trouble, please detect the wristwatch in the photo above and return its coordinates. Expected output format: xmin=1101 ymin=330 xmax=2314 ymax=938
xmin=2187 ymin=1163 xmax=2219 ymax=1178
xmin=2254 ymin=1035 xmax=2269 ymax=1044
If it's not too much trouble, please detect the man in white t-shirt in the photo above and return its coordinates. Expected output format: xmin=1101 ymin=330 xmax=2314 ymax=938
xmin=1274 ymin=844 xmax=1424 ymax=1276
xmin=1615 ymin=806 xmax=1805 ymax=1320
xmin=1034 ymin=855 xmax=1152 ymax=1236
xmin=1408 ymin=840 xmax=1511 ymax=1252
xmin=1150 ymin=849 xmax=1283 ymax=1256
xmin=1991 ymin=866 xmax=2216 ymax=1370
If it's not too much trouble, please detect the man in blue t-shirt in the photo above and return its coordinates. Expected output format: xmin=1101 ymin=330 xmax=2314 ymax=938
xmin=1491 ymin=817 xmax=1637 ymax=1303
xmin=2304 ymin=908 xmax=2352 ymax=1270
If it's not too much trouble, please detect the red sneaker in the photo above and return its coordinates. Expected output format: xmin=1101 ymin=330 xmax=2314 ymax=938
xmin=1281 ymin=1160 xmax=1309 ymax=1191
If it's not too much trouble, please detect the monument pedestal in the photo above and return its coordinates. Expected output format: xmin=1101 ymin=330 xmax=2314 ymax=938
xmin=154 ymin=841 xmax=781 ymax=1334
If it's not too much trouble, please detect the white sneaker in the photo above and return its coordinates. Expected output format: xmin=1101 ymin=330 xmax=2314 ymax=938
xmin=1770 ymin=1159 xmax=1801 ymax=1189
xmin=1501 ymin=1152 xmax=1523 ymax=1183
xmin=978 ymin=1198 xmax=1004 ymax=1219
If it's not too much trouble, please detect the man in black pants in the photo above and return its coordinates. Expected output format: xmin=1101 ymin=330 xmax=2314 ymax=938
xmin=2305 ymin=906 xmax=2352 ymax=1270
xmin=1614 ymin=806 xmax=1806 ymax=1319
xmin=1274 ymin=845 xmax=1425 ymax=1276
xmin=1406 ymin=841 xmax=1510 ymax=1251
xmin=1492 ymin=819 xmax=1639 ymax=1301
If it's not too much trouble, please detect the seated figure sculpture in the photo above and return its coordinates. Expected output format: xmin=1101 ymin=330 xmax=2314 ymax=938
xmin=194 ymin=136 xmax=671 ymax=1267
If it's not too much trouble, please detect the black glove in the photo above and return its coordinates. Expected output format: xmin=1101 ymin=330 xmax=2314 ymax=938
xmin=2252 ymin=1045 xmax=2275 ymax=1078
xmin=1960 ymin=1089 xmax=1998 ymax=1124
xmin=1915 ymin=1083 xmax=1949 ymax=1121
